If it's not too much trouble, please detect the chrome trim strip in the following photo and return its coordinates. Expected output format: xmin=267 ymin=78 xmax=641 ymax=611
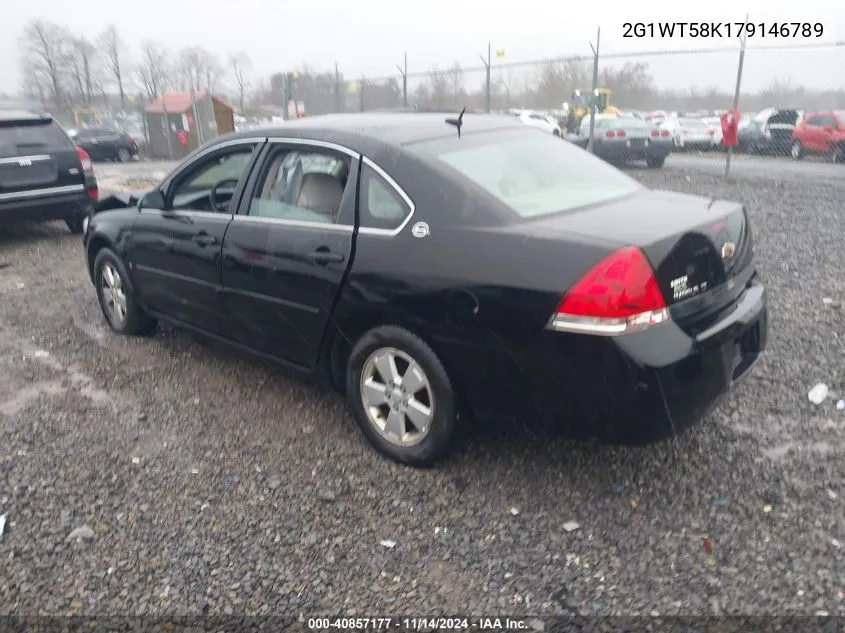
xmin=266 ymin=137 xmax=359 ymax=158
xmin=357 ymin=156 xmax=416 ymax=237
xmin=0 ymin=154 xmax=51 ymax=165
xmin=0 ymin=183 xmax=84 ymax=201
xmin=160 ymin=137 xmax=267 ymax=190
xmin=141 ymin=209 xmax=231 ymax=220
xmin=230 ymin=215 xmax=354 ymax=232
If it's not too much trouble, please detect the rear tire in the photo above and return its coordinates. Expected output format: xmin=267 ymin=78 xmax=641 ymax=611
xmin=117 ymin=148 xmax=131 ymax=162
xmin=93 ymin=248 xmax=157 ymax=336
xmin=790 ymin=141 xmax=803 ymax=160
xmin=646 ymin=155 xmax=665 ymax=169
xmin=346 ymin=325 xmax=460 ymax=467
xmin=833 ymin=146 xmax=844 ymax=164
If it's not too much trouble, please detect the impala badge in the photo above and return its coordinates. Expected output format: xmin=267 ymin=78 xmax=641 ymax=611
xmin=411 ymin=222 xmax=430 ymax=238
xmin=721 ymin=241 xmax=736 ymax=260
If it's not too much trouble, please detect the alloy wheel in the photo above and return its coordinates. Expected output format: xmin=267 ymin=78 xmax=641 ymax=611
xmin=100 ymin=262 xmax=128 ymax=324
xmin=791 ymin=142 xmax=801 ymax=159
xmin=359 ymin=347 xmax=434 ymax=447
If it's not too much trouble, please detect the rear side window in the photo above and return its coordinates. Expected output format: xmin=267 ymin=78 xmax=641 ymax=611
xmin=412 ymin=128 xmax=642 ymax=219
xmin=359 ymin=163 xmax=411 ymax=231
xmin=0 ymin=120 xmax=73 ymax=158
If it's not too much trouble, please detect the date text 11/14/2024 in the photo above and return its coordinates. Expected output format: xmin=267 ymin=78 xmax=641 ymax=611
xmin=307 ymin=617 xmax=534 ymax=631
xmin=622 ymin=22 xmax=825 ymax=39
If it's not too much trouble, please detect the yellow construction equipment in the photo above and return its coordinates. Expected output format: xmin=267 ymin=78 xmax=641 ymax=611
xmin=565 ymin=89 xmax=619 ymax=132
xmin=73 ymin=108 xmax=101 ymax=128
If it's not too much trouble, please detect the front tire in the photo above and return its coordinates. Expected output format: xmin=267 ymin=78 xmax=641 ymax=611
xmin=117 ymin=148 xmax=132 ymax=162
xmin=93 ymin=248 xmax=157 ymax=336
xmin=833 ymin=145 xmax=844 ymax=164
xmin=346 ymin=325 xmax=459 ymax=467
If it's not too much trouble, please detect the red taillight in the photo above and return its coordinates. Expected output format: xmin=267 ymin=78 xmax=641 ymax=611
xmin=616 ymin=130 xmax=626 ymax=138
xmin=547 ymin=247 xmax=669 ymax=336
xmin=87 ymin=187 xmax=98 ymax=200
xmin=75 ymin=147 xmax=93 ymax=174
xmin=709 ymin=129 xmax=715 ymax=136
xmin=660 ymin=130 xmax=669 ymax=137
xmin=606 ymin=130 xmax=616 ymax=138
xmin=650 ymin=130 xmax=659 ymax=137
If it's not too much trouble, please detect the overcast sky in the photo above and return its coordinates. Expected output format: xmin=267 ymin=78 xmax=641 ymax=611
xmin=1 ymin=0 xmax=843 ymax=96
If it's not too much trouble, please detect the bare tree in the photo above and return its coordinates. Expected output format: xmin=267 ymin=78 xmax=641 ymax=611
xmin=64 ymin=37 xmax=99 ymax=106
xmin=19 ymin=19 xmax=70 ymax=109
xmin=176 ymin=46 xmax=221 ymax=93
xmin=446 ymin=62 xmax=465 ymax=107
xmin=137 ymin=39 xmax=170 ymax=100
xmin=98 ymin=25 xmax=127 ymax=109
xmin=229 ymin=51 xmax=252 ymax=111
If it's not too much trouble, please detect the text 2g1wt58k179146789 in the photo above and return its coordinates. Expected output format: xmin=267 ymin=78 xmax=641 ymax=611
xmin=622 ymin=22 xmax=825 ymax=39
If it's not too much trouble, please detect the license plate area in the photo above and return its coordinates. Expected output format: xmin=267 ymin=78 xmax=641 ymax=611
xmin=730 ymin=322 xmax=761 ymax=380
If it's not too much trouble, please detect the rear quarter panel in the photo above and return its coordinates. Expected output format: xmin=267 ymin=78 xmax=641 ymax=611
xmin=337 ymin=148 xmax=618 ymax=420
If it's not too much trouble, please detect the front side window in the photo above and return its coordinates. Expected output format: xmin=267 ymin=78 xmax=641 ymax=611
xmin=249 ymin=148 xmax=351 ymax=224
xmin=170 ymin=146 xmax=255 ymax=212
xmin=411 ymin=128 xmax=642 ymax=219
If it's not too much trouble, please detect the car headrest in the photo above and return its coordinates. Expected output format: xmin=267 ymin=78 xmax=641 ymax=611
xmin=296 ymin=173 xmax=344 ymax=219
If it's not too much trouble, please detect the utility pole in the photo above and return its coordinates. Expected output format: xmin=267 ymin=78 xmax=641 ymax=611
xmin=359 ymin=79 xmax=365 ymax=112
xmin=397 ymin=53 xmax=408 ymax=108
xmin=725 ymin=13 xmax=749 ymax=180
xmin=587 ymin=26 xmax=600 ymax=153
xmin=478 ymin=42 xmax=492 ymax=113
xmin=335 ymin=62 xmax=342 ymax=113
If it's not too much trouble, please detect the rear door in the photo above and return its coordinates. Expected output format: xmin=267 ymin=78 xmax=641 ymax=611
xmin=220 ymin=139 xmax=359 ymax=368
xmin=0 ymin=116 xmax=84 ymax=202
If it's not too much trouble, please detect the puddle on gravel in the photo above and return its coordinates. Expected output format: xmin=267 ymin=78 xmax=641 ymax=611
xmin=0 ymin=380 xmax=66 ymax=416
xmin=762 ymin=439 xmax=840 ymax=461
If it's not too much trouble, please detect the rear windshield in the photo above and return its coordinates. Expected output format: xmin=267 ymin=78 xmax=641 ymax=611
xmin=410 ymin=128 xmax=642 ymax=218
xmin=0 ymin=120 xmax=73 ymax=158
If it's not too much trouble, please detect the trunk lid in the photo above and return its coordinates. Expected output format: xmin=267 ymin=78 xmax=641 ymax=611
xmin=528 ymin=189 xmax=754 ymax=328
xmin=0 ymin=117 xmax=83 ymax=197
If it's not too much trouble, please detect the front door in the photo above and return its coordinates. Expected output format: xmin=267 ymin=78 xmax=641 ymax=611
xmin=220 ymin=141 xmax=358 ymax=368
xmin=128 ymin=140 xmax=263 ymax=334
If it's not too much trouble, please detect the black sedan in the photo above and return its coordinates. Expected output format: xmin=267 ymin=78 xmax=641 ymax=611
xmin=69 ymin=127 xmax=139 ymax=162
xmin=83 ymin=113 xmax=768 ymax=466
xmin=569 ymin=114 xmax=672 ymax=167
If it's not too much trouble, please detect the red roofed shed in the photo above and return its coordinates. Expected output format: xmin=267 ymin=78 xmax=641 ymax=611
xmin=144 ymin=91 xmax=235 ymax=159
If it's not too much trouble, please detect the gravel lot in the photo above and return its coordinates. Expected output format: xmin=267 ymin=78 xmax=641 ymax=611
xmin=1 ymin=158 xmax=844 ymax=618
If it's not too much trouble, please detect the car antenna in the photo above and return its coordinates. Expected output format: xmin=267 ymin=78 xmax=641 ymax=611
xmin=445 ymin=106 xmax=467 ymax=138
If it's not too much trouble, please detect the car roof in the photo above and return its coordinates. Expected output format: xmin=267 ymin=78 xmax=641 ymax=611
xmin=229 ymin=112 xmax=525 ymax=148
xmin=0 ymin=109 xmax=52 ymax=123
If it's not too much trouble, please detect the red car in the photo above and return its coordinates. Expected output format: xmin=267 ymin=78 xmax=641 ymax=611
xmin=791 ymin=111 xmax=845 ymax=163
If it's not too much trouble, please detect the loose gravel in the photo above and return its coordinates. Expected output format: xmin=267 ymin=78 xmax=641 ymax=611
xmin=0 ymin=159 xmax=843 ymax=618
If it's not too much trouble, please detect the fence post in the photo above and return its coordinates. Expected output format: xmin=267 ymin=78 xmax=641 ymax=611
xmin=397 ymin=53 xmax=408 ymax=108
xmin=359 ymin=79 xmax=365 ymax=112
xmin=587 ymin=27 xmax=600 ymax=153
xmin=334 ymin=63 xmax=342 ymax=113
xmin=725 ymin=13 xmax=749 ymax=180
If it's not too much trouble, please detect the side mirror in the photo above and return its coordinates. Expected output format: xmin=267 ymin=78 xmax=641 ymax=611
xmin=139 ymin=190 xmax=165 ymax=211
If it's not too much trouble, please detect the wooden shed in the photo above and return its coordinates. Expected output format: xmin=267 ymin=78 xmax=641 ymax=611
xmin=144 ymin=91 xmax=235 ymax=159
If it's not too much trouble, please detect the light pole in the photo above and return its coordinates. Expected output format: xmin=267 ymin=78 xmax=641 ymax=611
xmin=397 ymin=53 xmax=408 ymax=108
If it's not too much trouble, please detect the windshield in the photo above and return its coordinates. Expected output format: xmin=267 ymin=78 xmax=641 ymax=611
xmin=410 ymin=128 xmax=642 ymax=219
xmin=680 ymin=119 xmax=707 ymax=128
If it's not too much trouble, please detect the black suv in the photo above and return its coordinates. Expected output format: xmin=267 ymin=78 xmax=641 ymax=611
xmin=0 ymin=110 xmax=98 ymax=233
